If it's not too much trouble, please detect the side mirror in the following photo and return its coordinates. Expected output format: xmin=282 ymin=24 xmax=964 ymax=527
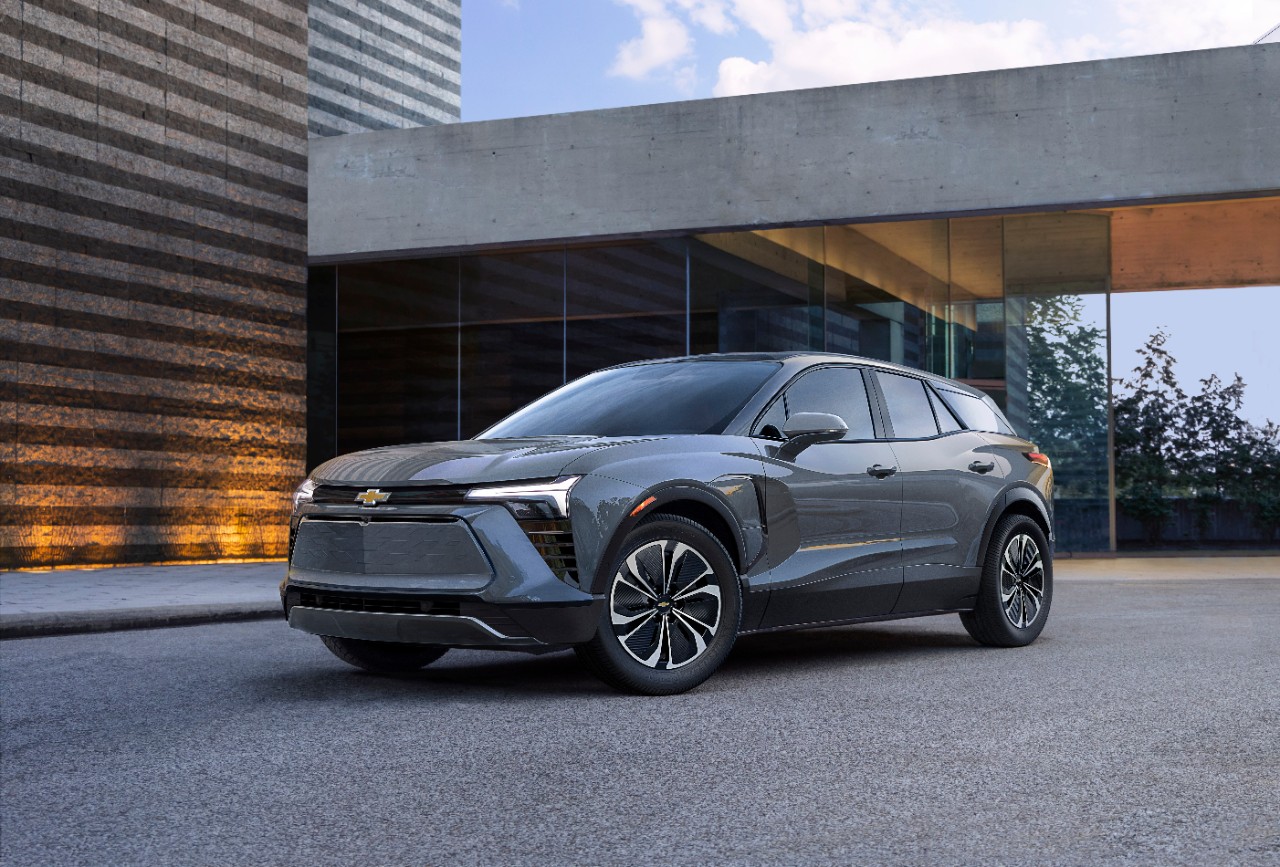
xmin=783 ymin=412 xmax=848 ymax=441
xmin=778 ymin=413 xmax=847 ymax=461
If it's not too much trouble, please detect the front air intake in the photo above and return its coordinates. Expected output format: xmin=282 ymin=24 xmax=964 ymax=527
xmin=521 ymin=519 xmax=577 ymax=585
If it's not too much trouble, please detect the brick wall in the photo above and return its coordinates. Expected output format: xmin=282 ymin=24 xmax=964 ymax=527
xmin=1 ymin=0 xmax=309 ymax=567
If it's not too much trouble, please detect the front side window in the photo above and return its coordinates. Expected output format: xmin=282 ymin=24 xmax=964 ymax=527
xmin=876 ymin=372 xmax=940 ymax=439
xmin=782 ymin=367 xmax=876 ymax=440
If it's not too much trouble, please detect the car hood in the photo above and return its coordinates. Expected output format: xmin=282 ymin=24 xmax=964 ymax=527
xmin=310 ymin=436 xmax=621 ymax=486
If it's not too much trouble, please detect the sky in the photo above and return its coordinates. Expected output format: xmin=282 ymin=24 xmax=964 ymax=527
xmin=461 ymin=0 xmax=1280 ymax=121
xmin=1110 ymin=287 xmax=1278 ymax=429
xmin=460 ymin=1 xmax=1280 ymax=426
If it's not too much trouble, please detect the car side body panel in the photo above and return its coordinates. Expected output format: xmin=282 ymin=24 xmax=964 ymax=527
xmin=889 ymin=431 xmax=1009 ymax=613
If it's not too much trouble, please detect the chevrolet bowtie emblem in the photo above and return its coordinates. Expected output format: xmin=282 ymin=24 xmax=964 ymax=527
xmin=355 ymin=489 xmax=391 ymax=507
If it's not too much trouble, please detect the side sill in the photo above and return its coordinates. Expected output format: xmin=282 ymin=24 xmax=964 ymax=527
xmin=740 ymin=606 xmax=971 ymax=636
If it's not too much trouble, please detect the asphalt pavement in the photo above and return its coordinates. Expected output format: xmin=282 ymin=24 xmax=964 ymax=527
xmin=3 ymin=575 xmax=1278 ymax=866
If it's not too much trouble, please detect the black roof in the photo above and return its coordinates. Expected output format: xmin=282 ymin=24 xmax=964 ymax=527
xmin=614 ymin=352 xmax=985 ymax=396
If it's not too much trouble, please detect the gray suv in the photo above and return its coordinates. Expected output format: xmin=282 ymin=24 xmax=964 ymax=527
xmin=283 ymin=353 xmax=1054 ymax=694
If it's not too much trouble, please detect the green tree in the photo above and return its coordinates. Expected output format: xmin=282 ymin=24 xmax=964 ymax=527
xmin=1241 ymin=421 xmax=1280 ymax=542
xmin=1113 ymin=328 xmax=1185 ymax=544
xmin=1179 ymin=373 xmax=1252 ymax=537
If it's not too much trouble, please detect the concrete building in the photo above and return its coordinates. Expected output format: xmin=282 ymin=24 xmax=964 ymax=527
xmin=3 ymin=25 xmax=1276 ymax=568
xmin=308 ymin=45 xmax=1279 ymax=554
xmin=1 ymin=0 xmax=460 ymax=568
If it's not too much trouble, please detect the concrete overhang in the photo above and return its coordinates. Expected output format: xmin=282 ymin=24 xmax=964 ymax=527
xmin=309 ymin=45 xmax=1279 ymax=264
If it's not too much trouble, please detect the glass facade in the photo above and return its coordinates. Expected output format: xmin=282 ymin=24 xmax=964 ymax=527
xmin=317 ymin=200 xmax=1280 ymax=553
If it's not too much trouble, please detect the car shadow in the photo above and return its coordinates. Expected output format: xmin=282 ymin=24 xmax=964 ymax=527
xmin=724 ymin=623 xmax=979 ymax=676
xmin=265 ymin=622 xmax=981 ymax=703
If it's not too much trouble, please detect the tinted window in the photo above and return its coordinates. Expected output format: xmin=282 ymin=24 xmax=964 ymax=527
xmin=753 ymin=397 xmax=787 ymax=439
xmin=783 ymin=367 xmax=876 ymax=440
xmin=480 ymin=361 xmax=780 ymax=438
xmin=940 ymin=389 xmax=1016 ymax=435
xmin=927 ymin=385 xmax=963 ymax=434
xmin=877 ymin=372 xmax=940 ymax=439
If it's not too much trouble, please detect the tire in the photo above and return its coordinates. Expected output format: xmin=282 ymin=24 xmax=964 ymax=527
xmin=575 ymin=515 xmax=743 ymax=695
xmin=319 ymin=635 xmax=448 ymax=674
xmin=960 ymin=514 xmax=1053 ymax=647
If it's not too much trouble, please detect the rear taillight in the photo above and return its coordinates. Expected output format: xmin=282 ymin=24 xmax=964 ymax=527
xmin=1026 ymin=452 xmax=1051 ymax=468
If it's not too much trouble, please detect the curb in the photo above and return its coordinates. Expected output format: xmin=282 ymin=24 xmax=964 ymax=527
xmin=0 ymin=603 xmax=283 ymax=640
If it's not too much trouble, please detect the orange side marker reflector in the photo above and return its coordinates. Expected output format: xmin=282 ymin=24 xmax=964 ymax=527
xmin=630 ymin=496 xmax=657 ymax=517
xmin=1026 ymin=452 xmax=1051 ymax=467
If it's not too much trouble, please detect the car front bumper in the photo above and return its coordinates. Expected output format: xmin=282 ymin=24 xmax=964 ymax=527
xmin=280 ymin=502 xmax=603 ymax=649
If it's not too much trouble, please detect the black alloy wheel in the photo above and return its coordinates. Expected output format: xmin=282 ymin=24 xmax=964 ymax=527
xmin=960 ymin=514 xmax=1053 ymax=647
xmin=576 ymin=515 xmax=742 ymax=695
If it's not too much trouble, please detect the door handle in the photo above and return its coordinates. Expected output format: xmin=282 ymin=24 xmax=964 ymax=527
xmin=968 ymin=460 xmax=996 ymax=474
xmin=868 ymin=464 xmax=898 ymax=479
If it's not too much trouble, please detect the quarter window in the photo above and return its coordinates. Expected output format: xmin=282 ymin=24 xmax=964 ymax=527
xmin=939 ymin=389 xmax=1016 ymax=435
xmin=876 ymin=372 xmax=940 ymax=439
xmin=928 ymin=385 xmax=963 ymax=434
xmin=783 ymin=367 xmax=876 ymax=440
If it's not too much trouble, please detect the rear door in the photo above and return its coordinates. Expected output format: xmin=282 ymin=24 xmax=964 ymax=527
xmin=755 ymin=366 xmax=904 ymax=628
xmin=872 ymin=371 xmax=1006 ymax=613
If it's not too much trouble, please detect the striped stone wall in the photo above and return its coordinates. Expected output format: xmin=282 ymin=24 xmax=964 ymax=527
xmin=1 ymin=0 xmax=310 ymax=568
xmin=307 ymin=0 xmax=460 ymax=136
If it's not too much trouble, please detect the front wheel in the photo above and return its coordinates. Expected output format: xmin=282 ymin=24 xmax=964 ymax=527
xmin=960 ymin=514 xmax=1053 ymax=647
xmin=575 ymin=516 xmax=742 ymax=695
xmin=320 ymin=635 xmax=448 ymax=674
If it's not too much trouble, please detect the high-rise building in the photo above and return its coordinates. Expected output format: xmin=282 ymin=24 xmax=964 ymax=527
xmin=1 ymin=0 xmax=461 ymax=569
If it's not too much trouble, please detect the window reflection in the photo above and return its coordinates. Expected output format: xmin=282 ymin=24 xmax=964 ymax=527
xmin=337 ymin=257 xmax=459 ymax=453
xmin=690 ymin=229 xmax=824 ymax=354
xmin=566 ymin=242 xmax=687 ymax=380
xmin=460 ymin=252 xmax=565 ymax=437
xmin=1003 ymin=214 xmax=1111 ymax=551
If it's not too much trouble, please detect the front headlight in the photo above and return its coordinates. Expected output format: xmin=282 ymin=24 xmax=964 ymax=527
xmin=291 ymin=478 xmax=316 ymax=511
xmin=464 ymin=476 xmax=580 ymax=519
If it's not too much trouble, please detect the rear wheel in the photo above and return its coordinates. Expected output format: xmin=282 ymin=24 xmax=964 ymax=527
xmin=960 ymin=514 xmax=1052 ymax=647
xmin=319 ymin=635 xmax=448 ymax=674
xmin=576 ymin=516 xmax=742 ymax=695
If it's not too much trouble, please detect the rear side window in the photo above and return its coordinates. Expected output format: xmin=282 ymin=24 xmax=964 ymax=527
xmin=783 ymin=367 xmax=876 ymax=440
xmin=876 ymin=372 xmax=940 ymax=439
xmin=940 ymin=389 xmax=1016 ymax=435
xmin=927 ymin=386 xmax=963 ymax=434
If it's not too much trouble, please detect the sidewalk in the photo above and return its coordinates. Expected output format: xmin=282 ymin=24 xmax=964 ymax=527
xmin=0 ymin=562 xmax=286 ymax=639
xmin=2 ymin=556 xmax=1277 ymax=639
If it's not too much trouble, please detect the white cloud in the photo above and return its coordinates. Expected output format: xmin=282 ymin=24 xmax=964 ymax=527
xmin=673 ymin=0 xmax=737 ymax=34
xmin=610 ymin=0 xmax=1280 ymax=99
xmin=1111 ymin=0 xmax=1278 ymax=54
xmin=715 ymin=15 xmax=1069 ymax=96
xmin=610 ymin=3 xmax=695 ymax=78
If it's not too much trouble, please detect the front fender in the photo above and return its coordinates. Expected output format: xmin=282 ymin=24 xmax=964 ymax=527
xmin=565 ymin=439 xmax=768 ymax=595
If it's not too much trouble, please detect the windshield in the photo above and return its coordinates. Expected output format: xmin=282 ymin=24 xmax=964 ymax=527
xmin=479 ymin=360 xmax=781 ymax=438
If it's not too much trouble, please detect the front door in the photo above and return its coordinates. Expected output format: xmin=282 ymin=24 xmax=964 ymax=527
xmin=754 ymin=366 xmax=904 ymax=628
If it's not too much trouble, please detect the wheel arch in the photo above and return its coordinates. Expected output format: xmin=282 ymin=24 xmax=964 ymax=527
xmin=978 ymin=486 xmax=1054 ymax=567
xmin=588 ymin=484 xmax=748 ymax=594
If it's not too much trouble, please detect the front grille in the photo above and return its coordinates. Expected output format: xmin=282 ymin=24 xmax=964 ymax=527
xmin=521 ymin=519 xmax=577 ymax=584
xmin=311 ymin=485 xmax=469 ymax=506
xmin=294 ymin=590 xmax=522 ymax=634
